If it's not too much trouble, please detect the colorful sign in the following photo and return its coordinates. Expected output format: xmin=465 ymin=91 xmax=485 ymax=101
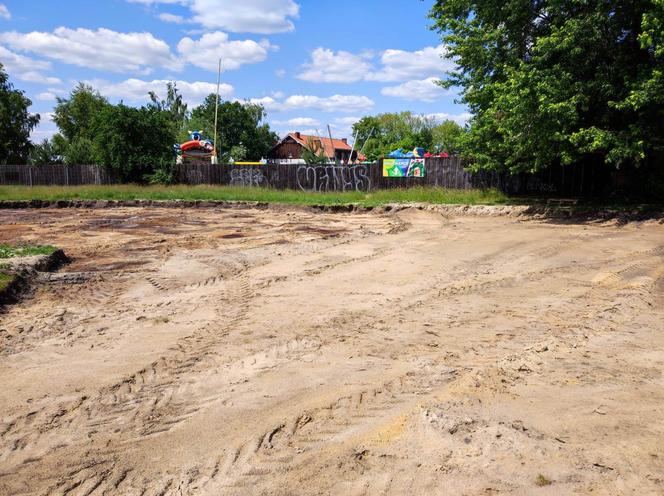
xmin=383 ymin=158 xmax=426 ymax=178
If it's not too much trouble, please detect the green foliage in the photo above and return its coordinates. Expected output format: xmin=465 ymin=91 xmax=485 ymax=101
xmin=28 ymin=139 xmax=63 ymax=165
xmin=90 ymin=104 xmax=176 ymax=182
xmin=352 ymin=112 xmax=439 ymax=160
xmin=0 ymin=271 xmax=13 ymax=292
xmin=54 ymin=83 xmax=108 ymax=143
xmin=432 ymin=120 xmax=464 ymax=154
xmin=225 ymin=144 xmax=248 ymax=162
xmin=0 ymin=244 xmax=57 ymax=258
xmin=148 ymin=82 xmax=189 ymax=137
xmin=64 ymin=137 xmax=96 ymax=165
xmin=189 ymin=96 xmax=278 ymax=161
xmin=430 ymin=0 xmax=664 ymax=174
xmin=144 ymin=165 xmax=176 ymax=185
xmin=0 ymin=64 xmax=40 ymax=164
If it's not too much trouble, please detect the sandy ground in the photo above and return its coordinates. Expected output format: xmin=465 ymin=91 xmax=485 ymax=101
xmin=0 ymin=206 xmax=663 ymax=496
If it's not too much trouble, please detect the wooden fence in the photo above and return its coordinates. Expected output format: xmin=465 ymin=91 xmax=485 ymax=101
xmin=0 ymin=164 xmax=117 ymax=186
xmin=0 ymin=159 xmax=613 ymax=196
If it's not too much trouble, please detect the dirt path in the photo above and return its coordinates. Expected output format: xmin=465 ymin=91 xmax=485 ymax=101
xmin=0 ymin=206 xmax=663 ymax=495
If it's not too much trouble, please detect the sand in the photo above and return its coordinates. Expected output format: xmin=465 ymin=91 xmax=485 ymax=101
xmin=0 ymin=206 xmax=663 ymax=495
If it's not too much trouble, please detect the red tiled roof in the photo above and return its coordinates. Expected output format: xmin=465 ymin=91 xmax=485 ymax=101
xmin=287 ymin=132 xmax=352 ymax=157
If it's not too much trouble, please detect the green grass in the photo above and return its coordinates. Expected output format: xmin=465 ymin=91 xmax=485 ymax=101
xmin=0 ymin=244 xmax=57 ymax=259
xmin=0 ymin=185 xmax=510 ymax=207
xmin=0 ymin=271 xmax=14 ymax=292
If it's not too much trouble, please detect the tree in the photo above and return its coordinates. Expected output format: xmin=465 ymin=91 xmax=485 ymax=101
xmin=0 ymin=63 xmax=40 ymax=164
xmin=29 ymin=138 xmax=63 ymax=165
xmin=189 ymin=96 xmax=278 ymax=161
xmin=53 ymin=83 xmax=108 ymax=142
xmin=90 ymin=104 xmax=176 ymax=182
xmin=352 ymin=112 xmax=436 ymax=160
xmin=430 ymin=0 xmax=664 ymax=174
xmin=432 ymin=120 xmax=464 ymax=154
xmin=148 ymin=82 xmax=189 ymax=136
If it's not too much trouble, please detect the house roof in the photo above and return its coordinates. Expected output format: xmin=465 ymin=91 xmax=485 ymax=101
xmin=283 ymin=132 xmax=352 ymax=157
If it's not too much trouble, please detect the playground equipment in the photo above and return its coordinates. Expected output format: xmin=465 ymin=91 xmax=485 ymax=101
xmin=174 ymin=131 xmax=215 ymax=164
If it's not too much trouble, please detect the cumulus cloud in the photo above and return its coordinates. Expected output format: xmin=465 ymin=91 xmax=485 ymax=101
xmin=36 ymin=92 xmax=57 ymax=101
xmin=0 ymin=46 xmax=61 ymax=85
xmin=0 ymin=4 xmax=10 ymax=19
xmin=85 ymin=78 xmax=234 ymax=105
xmin=367 ymin=45 xmax=454 ymax=82
xmin=297 ymin=45 xmax=453 ymax=84
xmin=177 ymin=32 xmax=277 ymax=72
xmin=426 ymin=112 xmax=472 ymax=126
xmin=282 ymin=94 xmax=374 ymax=113
xmin=130 ymin=0 xmax=300 ymax=34
xmin=159 ymin=13 xmax=187 ymax=24
xmin=381 ymin=77 xmax=448 ymax=102
xmin=297 ymin=48 xmax=372 ymax=83
xmin=0 ymin=28 xmax=181 ymax=74
xmin=243 ymin=94 xmax=373 ymax=113
xmin=273 ymin=117 xmax=320 ymax=128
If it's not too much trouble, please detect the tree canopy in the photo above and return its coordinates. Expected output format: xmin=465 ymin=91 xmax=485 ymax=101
xmin=430 ymin=0 xmax=664 ymax=173
xmin=188 ymin=96 xmax=277 ymax=161
xmin=0 ymin=63 xmax=40 ymax=165
xmin=352 ymin=112 xmax=464 ymax=160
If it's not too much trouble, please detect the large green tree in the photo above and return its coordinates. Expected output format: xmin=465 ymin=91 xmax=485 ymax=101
xmin=352 ymin=112 xmax=436 ymax=160
xmin=0 ymin=64 xmax=40 ymax=164
xmin=430 ymin=0 xmax=664 ymax=174
xmin=189 ymin=96 xmax=278 ymax=161
xmin=53 ymin=83 xmax=109 ymax=164
xmin=90 ymin=104 xmax=176 ymax=182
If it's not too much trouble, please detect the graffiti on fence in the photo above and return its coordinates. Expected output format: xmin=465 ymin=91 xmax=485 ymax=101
xmin=230 ymin=168 xmax=268 ymax=187
xmin=382 ymin=158 xmax=426 ymax=178
xmin=296 ymin=165 xmax=371 ymax=192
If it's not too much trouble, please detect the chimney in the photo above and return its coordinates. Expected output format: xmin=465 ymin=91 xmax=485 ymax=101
xmin=294 ymin=132 xmax=301 ymax=140
xmin=341 ymin=138 xmax=347 ymax=144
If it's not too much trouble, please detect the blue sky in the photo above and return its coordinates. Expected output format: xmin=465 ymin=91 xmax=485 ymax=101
xmin=0 ymin=0 xmax=468 ymax=142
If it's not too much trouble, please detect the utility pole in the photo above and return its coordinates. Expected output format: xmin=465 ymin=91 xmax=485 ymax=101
xmin=327 ymin=125 xmax=338 ymax=165
xmin=212 ymin=58 xmax=221 ymax=165
xmin=348 ymin=128 xmax=359 ymax=165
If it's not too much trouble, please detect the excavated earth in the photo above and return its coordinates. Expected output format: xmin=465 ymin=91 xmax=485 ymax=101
xmin=0 ymin=205 xmax=663 ymax=495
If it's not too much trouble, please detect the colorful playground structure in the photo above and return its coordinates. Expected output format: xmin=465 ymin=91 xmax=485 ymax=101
xmin=174 ymin=131 xmax=215 ymax=164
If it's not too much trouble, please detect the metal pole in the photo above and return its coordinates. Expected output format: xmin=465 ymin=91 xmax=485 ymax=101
xmin=212 ymin=58 xmax=221 ymax=165
xmin=348 ymin=129 xmax=358 ymax=165
xmin=327 ymin=125 xmax=338 ymax=165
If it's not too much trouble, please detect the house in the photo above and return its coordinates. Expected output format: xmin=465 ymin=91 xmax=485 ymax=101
xmin=268 ymin=132 xmax=365 ymax=164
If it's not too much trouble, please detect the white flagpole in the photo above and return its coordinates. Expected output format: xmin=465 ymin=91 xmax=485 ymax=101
xmin=212 ymin=58 xmax=221 ymax=164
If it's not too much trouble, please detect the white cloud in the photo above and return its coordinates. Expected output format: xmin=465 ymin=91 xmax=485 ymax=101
xmin=297 ymin=48 xmax=372 ymax=83
xmin=86 ymin=78 xmax=234 ymax=105
xmin=0 ymin=4 xmax=10 ymax=19
xmin=273 ymin=117 xmax=320 ymax=128
xmin=275 ymin=68 xmax=286 ymax=78
xmin=381 ymin=77 xmax=448 ymax=102
xmin=283 ymin=94 xmax=374 ymax=113
xmin=36 ymin=92 xmax=57 ymax=101
xmin=298 ymin=45 xmax=454 ymax=84
xmin=367 ymin=45 xmax=453 ymax=82
xmin=0 ymin=28 xmax=180 ymax=74
xmin=159 ymin=12 xmax=187 ymax=23
xmin=426 ymin=112 xmax=472 ymax=126
xmin=177 ymin=31 xmax=277 ymax=72
xmin=0 ymin=46 xmax=61 ymax=85
xmin=130 ymin=0 xmax=299 ymax=34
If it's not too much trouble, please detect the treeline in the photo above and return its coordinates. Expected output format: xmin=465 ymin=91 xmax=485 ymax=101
xmin=0 ymin=63 xmax=278 ymax=182
xmin=352 ymin=112 xmax=464 ymax=161
xmin=34 ymin=82 xmax=278 ymax=182
xmin=429 ymin=0 xmax=664 ymax=197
